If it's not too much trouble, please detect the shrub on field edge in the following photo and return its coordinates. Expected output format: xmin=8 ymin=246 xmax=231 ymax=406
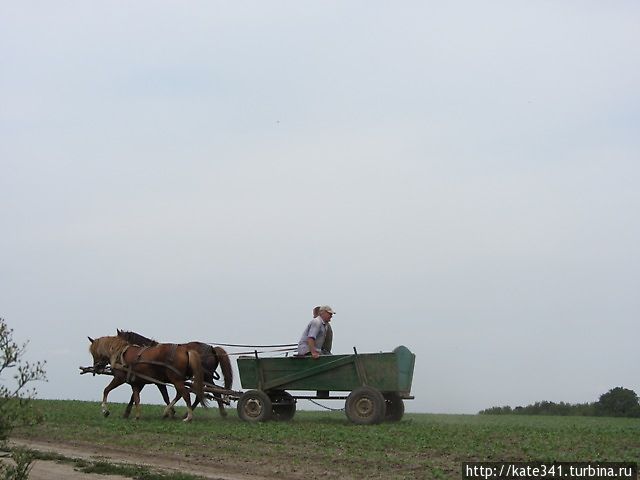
xmin=0 ymin=317 xmax=47 ymax=479
xmin=595 ymin=387 xmax=640 ymax=418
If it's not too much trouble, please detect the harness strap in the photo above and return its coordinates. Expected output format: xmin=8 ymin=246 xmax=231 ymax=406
xmin=135 ymin=345 xmax=151 ymax=362
xmin=134 ymin=359 xmax=184 ymax=377
xmin=124 ymin=345 xmax=150 ymax=382
xmin=112 ymin=364 xmax=168 ymax=386
xmin=168 ymin=343 xmax=178 ymax=364
xmin=123 ymin=345 xmax=184 ymax=382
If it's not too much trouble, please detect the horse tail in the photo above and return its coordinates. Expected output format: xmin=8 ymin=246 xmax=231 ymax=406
xmin=214 ymin=346 xmax=233 ymax=390
xmin=187 ymin=350 xmax=209 ymax=408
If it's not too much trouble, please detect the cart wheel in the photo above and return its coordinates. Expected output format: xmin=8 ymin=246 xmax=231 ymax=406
xmin=270 ymin=391 xmax=296 ymax=421
xmin=237 ymin=390 xmax=273 ymax=422
xmin=345 ymin=387 xmax=385 ymax=425
xmin=384 ymin=393 xmax=405 ymax=422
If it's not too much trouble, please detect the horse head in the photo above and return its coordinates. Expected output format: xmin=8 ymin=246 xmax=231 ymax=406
xmin=88 ymin=336 xmax=109 ymax=369
xmin=89 ymin=335 xmax=129 ymax=369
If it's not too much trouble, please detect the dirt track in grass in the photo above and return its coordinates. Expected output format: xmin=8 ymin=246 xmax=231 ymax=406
xmin=9 ymin=438 xmax=273 ymax=480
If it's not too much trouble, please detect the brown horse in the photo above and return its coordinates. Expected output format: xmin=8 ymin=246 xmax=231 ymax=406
xmin=88 ymin=335 xmax=208 ymax=421
xmin=116 ymin=329 xmax=233 ymax=417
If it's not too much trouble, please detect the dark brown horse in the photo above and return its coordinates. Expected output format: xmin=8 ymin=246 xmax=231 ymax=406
xmin=88 ymin=335 xmax=208 ymax=421
xmin=116 ymin=329 xmax=233 ymax=417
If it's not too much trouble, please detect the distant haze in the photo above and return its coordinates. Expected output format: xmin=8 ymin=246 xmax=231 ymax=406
xmin=1 ymin=2 xmax=638 ymax=413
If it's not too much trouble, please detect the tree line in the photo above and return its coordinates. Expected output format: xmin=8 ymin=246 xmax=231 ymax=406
xmin=479 ymin=387 xmax=640 ymax=418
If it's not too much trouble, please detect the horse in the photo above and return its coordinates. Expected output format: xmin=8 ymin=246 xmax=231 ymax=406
xmin=116 ymin=329 xmax=233 ymax=417
xmin=88 ymin=335 xmax=208 ymax=421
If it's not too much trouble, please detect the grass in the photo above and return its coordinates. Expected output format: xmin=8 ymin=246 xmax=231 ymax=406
xmin=11 ymin=399 xmax=640 ymax=479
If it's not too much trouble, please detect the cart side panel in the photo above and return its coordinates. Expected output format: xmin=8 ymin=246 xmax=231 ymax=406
xmin=392 ymin=345 xmax=416 ymax=396
xmin=237 ymin=346 xmax=415 ymax=393
xmin=238 ymin=355 xmax=363 ymax=391
xmin=237 ymin=356 xmax=260 ymax=389
xmin=355 ymin=348 xmax=415 ymax=394
xmin=354 ymin=352 xmax=403 ymax=391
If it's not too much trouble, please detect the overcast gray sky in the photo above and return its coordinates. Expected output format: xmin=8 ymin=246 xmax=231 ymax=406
xmin=1 ymin=2 xmax=639 ymax=414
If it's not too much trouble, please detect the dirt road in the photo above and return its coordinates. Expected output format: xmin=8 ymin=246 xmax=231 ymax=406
xmin=9 ymin=438 xmax=271 ymax=480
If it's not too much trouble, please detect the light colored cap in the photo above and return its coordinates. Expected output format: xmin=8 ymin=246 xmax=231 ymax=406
xmin=318 ymin=305 xmax=336 ymax=315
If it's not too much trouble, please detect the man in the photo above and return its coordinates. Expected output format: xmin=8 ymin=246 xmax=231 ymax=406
xmin=312 ymin=306 xmax=333 ymax=354
xmin=297 ymin=305 xmax=336 ymax=358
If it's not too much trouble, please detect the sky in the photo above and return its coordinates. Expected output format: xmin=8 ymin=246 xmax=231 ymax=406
xmin=1 ymin=1 xmax=639 ymax=414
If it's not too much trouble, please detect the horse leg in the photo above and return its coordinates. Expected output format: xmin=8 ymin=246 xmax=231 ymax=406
xmin=164 ymin=391 xmax=182 ymax=418
xmin=207 ymin=375 xmax=227 ymax=418
xmin=163 ymin=392 xmax=179 ymax=418
xmin=200 ymin=377 xmax=226 ymax=417
xmin=101 ymin=376 xmax=124 ymax=417
xmin=213 ymin=347 xmax=233 ymax=417
xmin=173 ymin=381 xmax=195 ymax=422
xmin=216 ymin=395 xmax=228 ymax=418
xmin=124 ymin=392 xmax=134 ymax=419
xmin=205 ymin=373 xmax=226 ymax=418
xmin=157 ymin=384 xmax=175 ymax=418
xmin=203 ymin=371 xmax=226 ymax=418
xmin=126 ymin=384 xmax=146 ymax=419
xmin=186 ymin=395 xmax=225 ymax=418
xmin=183 ymin=395 xmax=201 ymax=420
xmin=133 ymin=386 xmax=142 ymax=420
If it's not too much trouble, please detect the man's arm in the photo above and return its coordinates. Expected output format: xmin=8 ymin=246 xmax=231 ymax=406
xmin=306 ymin=337 xmax=319 ymax=358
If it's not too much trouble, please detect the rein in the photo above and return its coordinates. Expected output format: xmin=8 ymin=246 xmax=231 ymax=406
xmin=218 ymin=347 xmax=297 ymax=357
xmin=202 ymin=342 xmax=297 ymax=348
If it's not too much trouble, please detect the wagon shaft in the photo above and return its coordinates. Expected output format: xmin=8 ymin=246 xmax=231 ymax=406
xmin=79 ymin=365 xmax=114 ymax=376
xmin=80 ymin=365 xmax=242 ymax=401
xmin=185 ymin=380 xmax=243 ymax=402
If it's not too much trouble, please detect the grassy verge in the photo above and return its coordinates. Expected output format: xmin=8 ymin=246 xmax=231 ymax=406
xmin=11 ymin=399 xmax=640 ymax=479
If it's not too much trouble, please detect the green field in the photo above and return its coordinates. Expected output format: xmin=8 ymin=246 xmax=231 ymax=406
xmin=11 ymin=399 xmax=640 ymax=479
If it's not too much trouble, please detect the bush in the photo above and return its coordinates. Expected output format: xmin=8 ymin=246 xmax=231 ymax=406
xmin=1 ymin=448 xmax=35 ymax=480
xmin=0 ymin=318 xmax=47 ymax=479
xmin=595 ymin=387 xmax=640 ymax=418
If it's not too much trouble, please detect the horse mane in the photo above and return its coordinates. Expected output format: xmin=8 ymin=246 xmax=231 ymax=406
xmin=89 ymin=335 xmax=130 ymax=366
xmin=117 ymin=329 xmax=159 ymax=346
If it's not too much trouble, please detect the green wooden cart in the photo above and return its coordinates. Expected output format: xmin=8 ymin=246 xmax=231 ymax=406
xmin=236 ymin=345 xmax=415 ymax=424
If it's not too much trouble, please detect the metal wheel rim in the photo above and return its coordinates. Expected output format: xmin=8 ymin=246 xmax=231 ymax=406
xmin=354 ymin=397 xmax=375 ymax=418
xmin=244 ymin=398 xmax=265 ymax=418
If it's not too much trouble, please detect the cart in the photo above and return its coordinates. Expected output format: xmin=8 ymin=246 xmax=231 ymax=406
xmin=236 ymin=345 xmax=415 ymax=424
